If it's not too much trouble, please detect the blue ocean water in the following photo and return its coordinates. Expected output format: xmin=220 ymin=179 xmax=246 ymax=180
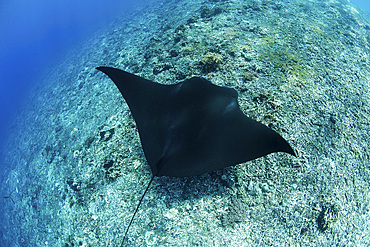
xmin=0 ymin=0 xmax=149 ymax=149
xmin=350 ymin=0 xmax=370 ymax=13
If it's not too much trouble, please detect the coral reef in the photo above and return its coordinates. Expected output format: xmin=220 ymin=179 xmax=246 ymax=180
xmin=200 ymin=52 xmax=223 ymax=72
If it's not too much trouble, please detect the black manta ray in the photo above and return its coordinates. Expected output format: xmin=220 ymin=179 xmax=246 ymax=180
xmin=96 ymin=66 xmax=295 ymax=245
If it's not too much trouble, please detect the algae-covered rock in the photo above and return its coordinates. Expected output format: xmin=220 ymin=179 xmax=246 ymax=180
xmin=200 ymin=52 xmax=222 ymax=72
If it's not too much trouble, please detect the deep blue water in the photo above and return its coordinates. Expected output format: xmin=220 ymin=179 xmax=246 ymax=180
xmin=351 ymin=0 xmax=370 ymax=13
xmin=0 ymin=0 xmax=150 ymax=148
